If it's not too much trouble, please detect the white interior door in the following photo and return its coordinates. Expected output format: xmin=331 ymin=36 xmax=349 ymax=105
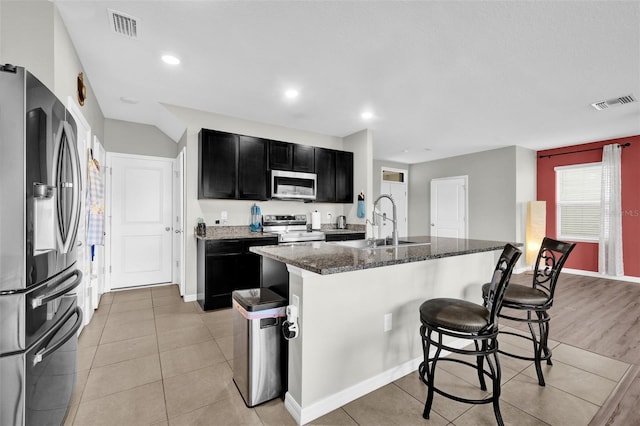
xmin=380 ymin=168 xmax=408 ymax=238
xmin=108 ymin=153 xmax=173 ymax=289
xmin=173 ymin=148 xmax=185 ymax=296
xmin=430 ymin=176 xmax=468 ymax=238
xmin=67 ymin=97 xmax=92 ymax=326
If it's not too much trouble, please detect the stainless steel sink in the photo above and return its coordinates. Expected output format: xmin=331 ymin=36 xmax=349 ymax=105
xmin=329 ymin=238 xmax=431 ymax=249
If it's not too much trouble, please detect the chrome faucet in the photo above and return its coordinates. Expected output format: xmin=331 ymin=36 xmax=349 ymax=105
xmin=372 ymin=194 xmax=398 ymax=246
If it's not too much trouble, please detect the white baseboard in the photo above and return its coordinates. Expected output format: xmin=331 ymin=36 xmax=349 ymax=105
xmin=561 ymin=268 xmax=640 ymax=284
xmin=285 ymin=338 xmax=468 ymax=425
xmin=183 ymin=293 xmax=197 ymax=302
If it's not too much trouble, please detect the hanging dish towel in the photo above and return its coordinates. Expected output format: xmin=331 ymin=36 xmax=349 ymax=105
xmin=357 ymin=192 xmax=366 ymax=218
xmin=86 ymin=158 xmax=105 ymax=246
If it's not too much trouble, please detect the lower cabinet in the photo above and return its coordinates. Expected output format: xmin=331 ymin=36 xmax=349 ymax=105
xmin=325 ymin=232 xmax=365 ymax=242
xmin=197 ymin=237 xmax=278 ymax=310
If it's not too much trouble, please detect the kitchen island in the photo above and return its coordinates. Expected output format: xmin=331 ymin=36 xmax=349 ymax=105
xmin=251 ymin=237 xmax=517 ymax=425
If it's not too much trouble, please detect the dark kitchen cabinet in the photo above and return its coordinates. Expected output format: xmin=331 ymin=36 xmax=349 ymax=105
xmin=198 ymin=130 xmax=237 ymax=199
xmin=293 ymin=144 xmax=315 ymax=172
xmin=325 ymin=232 xmax=365 ymax=242
xmin=335 ymin=151 xmax=354 ymax=203
xmin=315 ymin=148 xmax=336 ymax=202
xmin=315 ymin=148 xmax=353 ymax=203
xmin=197 ymin=237 xmax=278 ymax=311
xmin=268 ymin=141 xmax=315 ymax=172
xmin=198 ymin=129 xmax=267 ymax=200
xmin=238 ymin=136 xmax=268 ymax=200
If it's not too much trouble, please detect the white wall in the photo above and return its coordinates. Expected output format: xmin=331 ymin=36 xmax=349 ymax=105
xmin=408 ymin=146 xmax=534 ymax=242
xmin=515 ymin=146 xmax=537 ymax=248
xmin=343 ymin=129 xmax=373 ymax=228
xmin=162 ymin=104 xmax=361 ymax=299
xmin=104 ymin=118 xmax=179 ymax=158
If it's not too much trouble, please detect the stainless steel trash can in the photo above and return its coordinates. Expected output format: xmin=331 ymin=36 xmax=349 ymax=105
xmin=232 ymin=288 xmax=287 ymax=407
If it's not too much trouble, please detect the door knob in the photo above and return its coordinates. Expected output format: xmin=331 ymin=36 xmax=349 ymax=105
xmin=165 ymin=227 xmax=171 ymax=231
xmin=431 ymin=223 xmax=435 ymax=226
xmin=175 ymin=229 xmax=183 ymax=233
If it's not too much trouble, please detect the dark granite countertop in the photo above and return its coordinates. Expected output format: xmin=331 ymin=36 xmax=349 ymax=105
xmin=195 ymin=226 xmax=278 ymax=240
xmin=250 ymin=236 xmax=520 ymax=275
xmin=195 ymin=225 xmax=365 ymax=240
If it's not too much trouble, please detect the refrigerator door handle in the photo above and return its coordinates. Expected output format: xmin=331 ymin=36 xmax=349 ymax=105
xmin=31 ymin=269 xmax=83 ymax=308
xmin=33 ymin=306 xmax=83 ymax=366
xmin=52 ymin=120 xmax=82 ymax=254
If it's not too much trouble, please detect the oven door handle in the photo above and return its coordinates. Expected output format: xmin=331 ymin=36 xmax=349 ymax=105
xmin=33 ymin=306 xmax=83 ymax=366
xmin=31 ymin=269 xmax=83 ymax=308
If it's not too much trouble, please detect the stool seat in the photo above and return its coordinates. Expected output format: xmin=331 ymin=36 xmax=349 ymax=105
xmin=420 ymin=298 xmax=490 ymax=333
xmin=482 ymin=283 xmax=549 ymax=306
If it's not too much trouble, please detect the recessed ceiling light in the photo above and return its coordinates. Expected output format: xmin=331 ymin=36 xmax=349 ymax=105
xmin=120 ymin=96 xmax=140 ymax=104
xmin=161 ymin=55 xmax=180 ymax=65
xmin=361 ymin=111 xmax=374 ymax=120
xmin=285 ymin=89 xmax=299 ymax=99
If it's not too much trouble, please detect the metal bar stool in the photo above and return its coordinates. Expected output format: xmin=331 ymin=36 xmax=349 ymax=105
xmin=482 ymin=237 xmax=575 ymax=386
xmin=419 ymin=244 xmax=521 ymax=425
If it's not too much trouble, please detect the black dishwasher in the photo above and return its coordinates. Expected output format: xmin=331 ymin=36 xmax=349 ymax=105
xmin=197 ymin=237 xmax=278 ymax=311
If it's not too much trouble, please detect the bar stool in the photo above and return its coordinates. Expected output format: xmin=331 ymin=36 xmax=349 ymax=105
xmin=419 ymin=244 xmax=521 ymax=425
xmin=482 ymin=237 xmax=575 ymax=386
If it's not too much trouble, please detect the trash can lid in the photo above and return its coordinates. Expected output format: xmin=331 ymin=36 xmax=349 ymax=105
xmin=232 ymin=288 xmax=287 ymax=311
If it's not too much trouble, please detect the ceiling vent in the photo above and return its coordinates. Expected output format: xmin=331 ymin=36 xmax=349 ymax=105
xmin=108 ymin=9 xmax=138 ymax=39
xmin=591 ymin=94 xmax=637 ymax=110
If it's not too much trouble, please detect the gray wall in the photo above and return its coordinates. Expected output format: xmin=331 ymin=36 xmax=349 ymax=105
xmin=408 ymin=146 xmax=533 ymax=242
xmin=0 ymin=2 xmax=105 ymax=141
xmin=104 ymin=119 xmax=179 ymax=158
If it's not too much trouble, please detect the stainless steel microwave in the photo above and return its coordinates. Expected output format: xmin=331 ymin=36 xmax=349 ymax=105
xmin=271 ymin=170 xmax=317 ymax=201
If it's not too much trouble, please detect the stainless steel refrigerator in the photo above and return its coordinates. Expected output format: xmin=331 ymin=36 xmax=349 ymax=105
xmin=1 ymin=64 xmax=84 ymax=426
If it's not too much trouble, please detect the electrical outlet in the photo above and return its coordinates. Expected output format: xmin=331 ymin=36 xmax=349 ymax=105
xmin=221 ymin=211 xmax=228 ymax=220
xmin=384 ymin=313 xmax=392 ymax=332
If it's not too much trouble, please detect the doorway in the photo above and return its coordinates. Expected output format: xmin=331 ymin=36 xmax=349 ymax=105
xmin=430 ymin=176 xmax=468 ymax=238
xmin=106 ymin=153 xmax=173 ymax=290
xmin=380 ymin=167 xmax=408 ymax=238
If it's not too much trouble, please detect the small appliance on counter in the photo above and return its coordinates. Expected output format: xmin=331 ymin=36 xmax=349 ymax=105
xmin=337 ymin=215 xmax=347 ymax=229
xmin=311 ymin=210 xmax=321 ymax=230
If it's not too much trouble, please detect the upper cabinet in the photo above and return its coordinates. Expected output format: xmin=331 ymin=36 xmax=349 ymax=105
xmin=198 ymin=129 xmax=267 ymax=200
xmin=199 ymin=128 xmax=352 ymax=203
xmin=238 ymin=136 xmax=268 ymax=200
xmin=315 ymin=148 xmax=354 ymax=203
xmin=268 ymin=140 xmax=315 ymax=172
xmin=198 ymin=130 xmax=237 ymax=199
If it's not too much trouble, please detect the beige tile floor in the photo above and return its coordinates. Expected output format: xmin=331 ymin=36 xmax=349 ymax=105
xmin=65 ymin=284 xmax=630 ymax=426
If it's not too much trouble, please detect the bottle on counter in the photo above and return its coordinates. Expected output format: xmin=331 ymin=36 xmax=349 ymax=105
xmin=249 ymin=203 xmax=262 ymax=232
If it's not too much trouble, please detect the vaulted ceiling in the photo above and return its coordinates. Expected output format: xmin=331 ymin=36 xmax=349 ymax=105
xmin=55 ymin=1 xmax=640 ymax=163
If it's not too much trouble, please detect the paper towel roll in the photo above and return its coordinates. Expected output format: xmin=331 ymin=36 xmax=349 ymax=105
xmin=311 ymin=210 xmax=321 ymax=230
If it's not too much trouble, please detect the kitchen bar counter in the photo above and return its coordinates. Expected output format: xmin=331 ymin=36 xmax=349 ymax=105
xmin=252 ymin=236 xmax=520 ymax=425
xmin=251 ymin=236 xmax=513 ymax=275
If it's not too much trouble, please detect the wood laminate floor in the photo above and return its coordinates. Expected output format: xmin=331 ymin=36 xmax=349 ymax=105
xmin=507 ymin=272 xmax=640 ymax=425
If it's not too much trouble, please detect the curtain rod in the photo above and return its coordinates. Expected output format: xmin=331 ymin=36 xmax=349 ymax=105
xmin=538 ymin=142 xmax=631 ymax=159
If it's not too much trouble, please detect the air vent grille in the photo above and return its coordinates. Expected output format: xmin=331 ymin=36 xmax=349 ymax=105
xmin=591 ymin=94 xmax=637 ymax=111
xmin=108 ymin=9 xmax=138 ymax=38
